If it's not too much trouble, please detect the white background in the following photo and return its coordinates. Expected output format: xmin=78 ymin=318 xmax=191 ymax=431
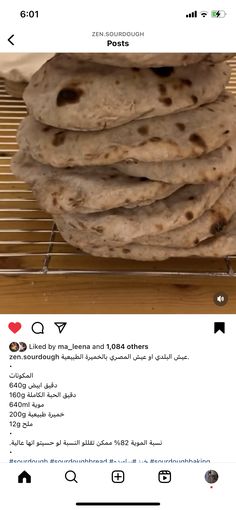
xmin=0 ymin=314 xmax=235 ymax=509
xmin=0 ymin=0 xmax=236 ymax=506
xmin=0 ymin=0 xmax=235 ymax=51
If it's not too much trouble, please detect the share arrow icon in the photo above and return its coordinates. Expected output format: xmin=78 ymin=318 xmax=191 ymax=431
xmin=54 ymin=322 xmax=67 ymax=333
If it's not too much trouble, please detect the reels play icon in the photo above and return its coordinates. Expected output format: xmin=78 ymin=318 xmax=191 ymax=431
xmin=158 ymin=470 xmax=171 ymax=483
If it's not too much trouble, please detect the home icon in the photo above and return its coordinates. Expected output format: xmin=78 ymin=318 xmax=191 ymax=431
xmin=18 ymin=471 xmax=31 ymax=483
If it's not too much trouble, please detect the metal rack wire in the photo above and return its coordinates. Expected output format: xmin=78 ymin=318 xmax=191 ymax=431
xmin=1 ymin=59 xmax=236 ymax=277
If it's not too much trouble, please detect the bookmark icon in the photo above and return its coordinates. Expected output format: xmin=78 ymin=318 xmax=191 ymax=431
xmin=214 ymin=322 xmax=225 ymax=334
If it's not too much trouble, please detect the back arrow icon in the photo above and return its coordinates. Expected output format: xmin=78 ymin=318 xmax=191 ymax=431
xmin=8 ymin=34 xmax=14 ymax=46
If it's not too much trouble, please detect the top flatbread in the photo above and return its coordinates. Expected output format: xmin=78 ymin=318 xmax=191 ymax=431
xmin=17 ymin=93 xmax=236 ymax=168
xmin=72 ymin=53 xmax=233 ymax=68
xmin=23 ymin=55 xmax=230 ymax=130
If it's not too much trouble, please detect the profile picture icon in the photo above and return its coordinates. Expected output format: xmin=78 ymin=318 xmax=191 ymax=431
xmin=19 ymin=342 xmax=27 ymax=352
xmin=9 ymin=342 xmax=19 ymax=352
xmin=205 ymin=470 xmax=219 ymax=484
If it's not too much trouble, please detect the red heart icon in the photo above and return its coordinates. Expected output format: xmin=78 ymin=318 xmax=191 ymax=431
xmin=8 ymin=322 xmax=22 ymax=334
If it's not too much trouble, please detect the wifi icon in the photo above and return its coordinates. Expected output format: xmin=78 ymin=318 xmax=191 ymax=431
xmin=201 ymin=11 xmax=208 ymax=17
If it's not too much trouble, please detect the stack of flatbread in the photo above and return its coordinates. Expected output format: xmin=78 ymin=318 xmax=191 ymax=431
xmin=12 ymin=53 xmax=236 ymax=261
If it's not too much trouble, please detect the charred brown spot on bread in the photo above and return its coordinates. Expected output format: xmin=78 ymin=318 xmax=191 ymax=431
xmin=185 ymin=211 xmax=194 ymax=221
xmin=173 ymin=81 xmax=184 ymax=91
xmin=138 ymin=125 xmax=149 ymax=135
xmin=56 ymin=87 xmax=84 ymax=106
xmin=101 ymin=175 xmax=112 ymax=181
xmin=191 ymin=95 xmax=198 ymax=104
xmin=188 ymin=196 xmax=195 ymax=200
xmin=104 ymin=153 xmax=110 ymax=159
xmin=92 ymin=226 xmax=104 ymax=233
xmin=212 ymin=167 xmax=217 ymax=170
xmin=150 ymin=136 xmax=162 ymax=142
xmin=68 ymin=222 xmax=76 ymax=229
xmin=109 ymin=174 xmax=119 ymax=178
xmin=159 ymin=97 xmax=172 ymax=106
xmin=189 ymin=133 xmax=207 ymax=150
xmin=181 ymin=78 xmax=192 ymax=87
xmin=78 ymin=221 xmax=86 ymax=229
xmin=139 ymin=177 xmax=149 ymax=181
xmin=115 ymin=80 xmax=120 ymax=84
xmin=122 ymin=248 xmax=131 ymax=253
xmin=165 ymin=139 xmax=179 ymax=149
xmin=52 ymin=131 xmax=66 ymax=147
xmin=158 ymin=84 xmax=167 ymax=95
xmin=52 ymin=197 xmax=58 ymax=206
xmin=42 ymin=126 xmax=51 ymax=132
xmin=132 ymin=67 xmax=140 ymax=71
xmin=123 ymin=159 xmax=138 ymax=165
xmin=109 ymin=247 xmax=114 ymax=251
xmin=151 ymin=67 xmax=174 ymax=77
xmin=176 ymin=122 xmax=186 ymax=132
xmin=223 ymin=130 xmax=230 ymax=135
xmin=194 ymin=238 xmax=199 ymax=245
xmin=227 ymin=145 xmax=232 ymax=151
xmin=210 ymin=216 xmax=227 ymax=234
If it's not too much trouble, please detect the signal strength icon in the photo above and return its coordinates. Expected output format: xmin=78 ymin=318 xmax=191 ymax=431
xmin=186 ymin=10 xmax=197 ymax=18
xmin=201 ymin=11 xmax=208 ymax=17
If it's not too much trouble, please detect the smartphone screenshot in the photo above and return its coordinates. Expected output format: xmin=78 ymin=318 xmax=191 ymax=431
xmin=0 ymin=1 xmax=235 ymax=509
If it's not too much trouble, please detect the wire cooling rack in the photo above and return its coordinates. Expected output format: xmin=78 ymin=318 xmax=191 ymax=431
xmin=1 ymin=59 xmax=236 ymax=277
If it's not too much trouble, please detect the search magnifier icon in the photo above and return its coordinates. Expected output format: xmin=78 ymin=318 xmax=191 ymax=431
xmin=65 ymin=470 xmax=78 ymax=483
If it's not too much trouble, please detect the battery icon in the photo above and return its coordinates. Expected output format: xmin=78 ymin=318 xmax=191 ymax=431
xmin=211 ymin=10 xmax=227 ymax=17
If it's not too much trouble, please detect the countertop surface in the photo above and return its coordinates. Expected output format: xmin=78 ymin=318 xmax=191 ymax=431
xmin=0 ymin=274 xmax=235 ymax=313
